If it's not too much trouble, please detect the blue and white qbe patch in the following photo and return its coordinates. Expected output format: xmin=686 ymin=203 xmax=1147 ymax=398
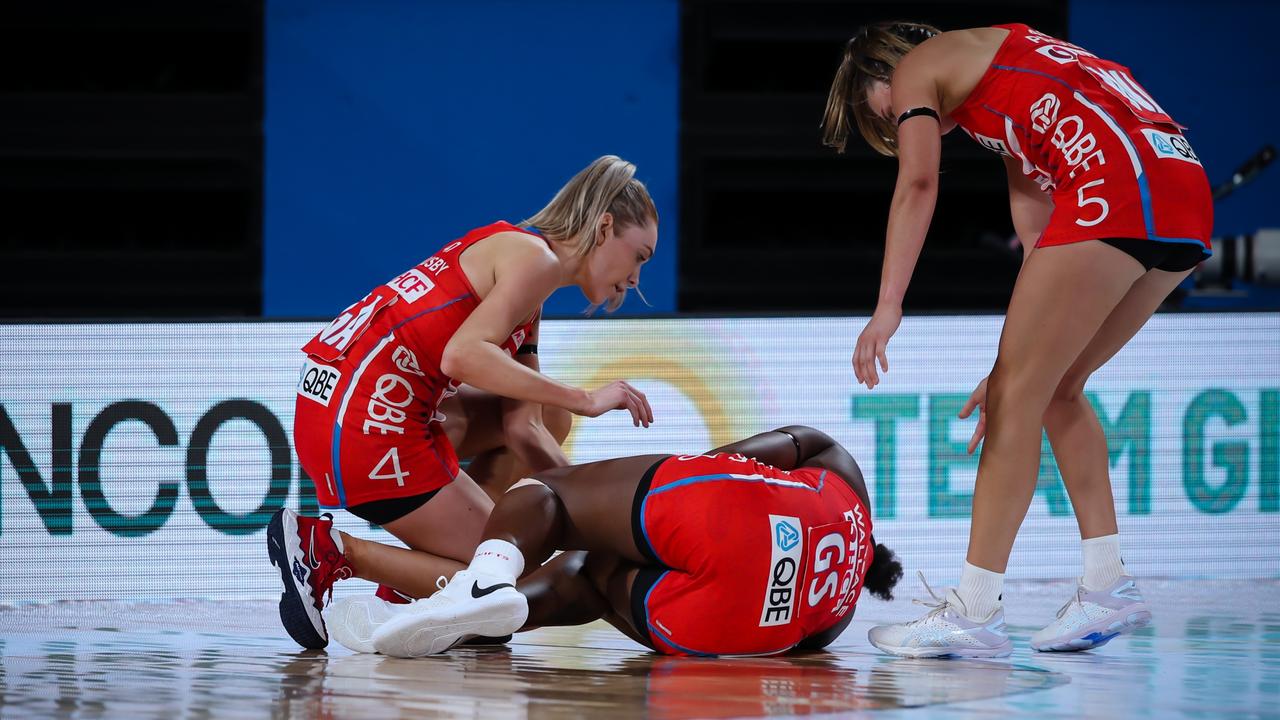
xmin=775 ymin=519 xmax=799 ymax=551
xmin=760 ymin=514 xmax=803 ymax=627
xmin=1141 ymin=128 xmax=1201 ymax=166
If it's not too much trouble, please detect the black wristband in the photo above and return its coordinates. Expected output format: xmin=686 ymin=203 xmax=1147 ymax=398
xmin=897 ymin=106 xmax=940 ymax=126
xmin=516 ymin=344 xmax=538 ymax=356
xmin=774 ymin=429 xmax=803 ymax=467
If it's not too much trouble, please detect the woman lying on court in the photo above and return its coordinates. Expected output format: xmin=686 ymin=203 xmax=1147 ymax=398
xmin=327 ymin=425 xmax=904 ymax=657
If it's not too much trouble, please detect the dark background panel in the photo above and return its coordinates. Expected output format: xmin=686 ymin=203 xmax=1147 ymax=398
xmin=678 ymin=0 xmax=1068 ymax=313
xmin=0 ymin=1 xmax=262 ymax=318
xmin=2 ymin=0 xmax=1274 ymax=318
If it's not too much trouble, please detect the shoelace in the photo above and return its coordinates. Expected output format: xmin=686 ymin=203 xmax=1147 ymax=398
xmin=906 ymin=572 xmax=957 ymax=627
xmin=407 ymin=574 xmax=456 ymax=611
xmin=316 ymin=562 xmax=353 ymax=607
xmin=1053 ymin=580 xmax=1089 ymax=620
xmin=314 ymin=513 xmax=353 ymax=607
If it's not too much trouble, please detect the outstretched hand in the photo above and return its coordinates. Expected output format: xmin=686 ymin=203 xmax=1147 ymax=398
xmin=853 ymin=306 xmax=902 ymax=389
xmin=582 ymin=380 xmax=653 ymax=428
xmin=958 ymin=375 xmax=989 ymax=454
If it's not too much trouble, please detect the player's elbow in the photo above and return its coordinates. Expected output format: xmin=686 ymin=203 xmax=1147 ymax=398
xmin=439 ymin=341 xmax=474 ymax=381
xmin=900 ymin=174 xmax=938 ymax=195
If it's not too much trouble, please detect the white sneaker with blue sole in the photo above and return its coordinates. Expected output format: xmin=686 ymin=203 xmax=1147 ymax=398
xmin=1031 ymin=576 xmax=1152 ymax=652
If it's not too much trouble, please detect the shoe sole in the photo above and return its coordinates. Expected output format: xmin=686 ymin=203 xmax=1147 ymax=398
xmin=869 ymin=637 xmax=1013 ymax=659
xmin=329 ymin=599 xmax=391 ymax=654
xmin=371 ymin=598 xmax=527 ymax=658
xmin=1032 ymin=606 xmax=1152 ymax=652
xmin=460 ymin=634 xmax=513 ymax=646
xmin=267 ymin=508 xmax=328 ymax=650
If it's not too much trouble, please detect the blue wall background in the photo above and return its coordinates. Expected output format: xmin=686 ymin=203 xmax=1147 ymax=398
xmin=1071 ymin=0 xmax=1278 ymax=238
xmin=264 ymin=0 xmax=1277 ymax=317
xmin=264 ymin=0 xmax=678 ymax=317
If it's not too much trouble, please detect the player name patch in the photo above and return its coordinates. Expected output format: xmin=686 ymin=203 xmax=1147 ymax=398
xmin=760 ymin=514 xmax=803 ymax=627
xmin=297 ymin=358 xmax=342 ymax=407
xmin=1141 ymin=129 xmax=1201 ymax=166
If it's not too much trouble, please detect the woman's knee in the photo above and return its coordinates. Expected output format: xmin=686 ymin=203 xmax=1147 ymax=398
xmin=383 ymin=480 xmax=493 ymax=557
xmin=1045 ymin=373 xmax=1089 ymax=418
xmin=986 ymin=361 xmax=1056 ymax=418
xmin=542 ymin=404 xmax=573 ymax=445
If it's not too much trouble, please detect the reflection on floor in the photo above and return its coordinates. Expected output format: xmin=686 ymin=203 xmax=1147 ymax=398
xmin=1 ymin=579 xmax=1276 ymax=719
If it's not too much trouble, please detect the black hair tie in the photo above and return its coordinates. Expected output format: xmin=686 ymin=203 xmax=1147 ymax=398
xmin=897 ymin=107 xmax=940 ymax=126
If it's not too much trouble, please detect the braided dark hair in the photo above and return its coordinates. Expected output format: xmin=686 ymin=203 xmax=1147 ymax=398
xmin=863 ymin=539 xmax=904 ymax=601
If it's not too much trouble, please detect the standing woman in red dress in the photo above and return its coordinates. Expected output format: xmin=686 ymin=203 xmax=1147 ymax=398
xmin=822 ymin=22 xmax=1211 ymax=656
xmin=270 ymin=155 xmax=659 ymax=648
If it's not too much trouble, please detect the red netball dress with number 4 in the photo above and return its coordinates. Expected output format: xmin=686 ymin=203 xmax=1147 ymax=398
xmin=949 ymin=24 xmax=1212 ymax=253
xmin=292 ymin=222 xmax=541 ymax=509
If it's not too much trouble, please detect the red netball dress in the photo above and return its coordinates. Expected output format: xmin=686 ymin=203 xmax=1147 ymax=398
xmin=949 ymin=24 xmax=1212 ymax=253
xmin=293 ymin=222 xmax=541 ymax=509
xmin=632 ymin=452 xmax=874 ymax=656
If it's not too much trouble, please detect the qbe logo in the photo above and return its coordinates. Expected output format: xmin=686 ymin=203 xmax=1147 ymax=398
xmin=1142 ymin=129 xmax=1201 ymax=166
xmin=759 ymin=514 xmax=803 ymax=627
xmin=297 ymin=358 xmax=342 ymax=407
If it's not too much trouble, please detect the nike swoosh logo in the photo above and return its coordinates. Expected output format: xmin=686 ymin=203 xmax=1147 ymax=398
xmin=305 ymin=526 xmax=321 ymax=570
xmin=471 ymin=582 xmax=514 ymax=599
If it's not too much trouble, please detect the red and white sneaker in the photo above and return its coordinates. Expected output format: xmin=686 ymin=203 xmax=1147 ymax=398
xmin=267 ymin=508 xmax=354 ymax=649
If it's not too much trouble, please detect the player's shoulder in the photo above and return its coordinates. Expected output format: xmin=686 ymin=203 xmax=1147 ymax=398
xmin=488 ymin=230 xmax=557 ymax=262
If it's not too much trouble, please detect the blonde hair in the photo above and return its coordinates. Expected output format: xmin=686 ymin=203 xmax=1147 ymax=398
xmin=521 ymin=155 xmax=658 ymax=312
xmin=821 ymin=21 xmax=941 ymax=157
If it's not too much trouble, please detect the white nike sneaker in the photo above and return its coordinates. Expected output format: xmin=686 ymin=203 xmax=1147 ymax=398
xmin=371 ymin=569 xmax=528 ymax=658
xmin=328 ymin=595 xmax=406 ymax=653
xmin=868 ymin=573 xmax=1013 ymax=659
xmin=1031 ymin=576 xmax=1152 ymax=652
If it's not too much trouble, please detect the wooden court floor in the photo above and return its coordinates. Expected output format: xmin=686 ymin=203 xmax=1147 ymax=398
xmin=1 ymin=579 xmax=1276 ymax=719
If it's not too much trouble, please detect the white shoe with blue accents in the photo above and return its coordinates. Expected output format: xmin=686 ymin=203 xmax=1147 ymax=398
xmin=868 ymin=573 xmax=1013 ymax=659
xmin=1031 ymin=576 xmax=1152 ymax=652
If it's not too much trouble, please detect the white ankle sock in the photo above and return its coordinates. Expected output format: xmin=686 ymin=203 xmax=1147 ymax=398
xmin=956 ymin=562 xmax=1004 ymax=620
xmin=469 ymin=539 xmax=525 ymax=582
xmin=1081 ymin=534 xmax=1125 ymax=591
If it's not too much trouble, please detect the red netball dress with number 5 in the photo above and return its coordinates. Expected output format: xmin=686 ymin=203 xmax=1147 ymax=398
xmin=948 ymin=24 xmax=1212 ymax=254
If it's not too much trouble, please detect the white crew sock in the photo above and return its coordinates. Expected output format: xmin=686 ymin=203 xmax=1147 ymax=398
xmin=468 ymin=539 xmax=525 ymax=582
xmin=955 ymin=562 xmax=1004 ymax=620
xmin=1081 ymin=534 xmax=1126 ymax=591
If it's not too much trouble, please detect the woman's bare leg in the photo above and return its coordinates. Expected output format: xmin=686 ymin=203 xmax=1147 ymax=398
xmin=967 ymin=241 xmax=1147 ymax=572
xmin=337 ymin=386 xmax=571 ymax=600
xmin=366 ymin=456 xmax=666 ymax=657
xmin=483 ymin=455 xmax=666 ymax=568
xmin=340 ymin=469 xmax=493 ymax=598
xmin=1043 ymin=267 xmax=1193 ymax=540
xmin=441 ymin=385 xmax=573 ymax=501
